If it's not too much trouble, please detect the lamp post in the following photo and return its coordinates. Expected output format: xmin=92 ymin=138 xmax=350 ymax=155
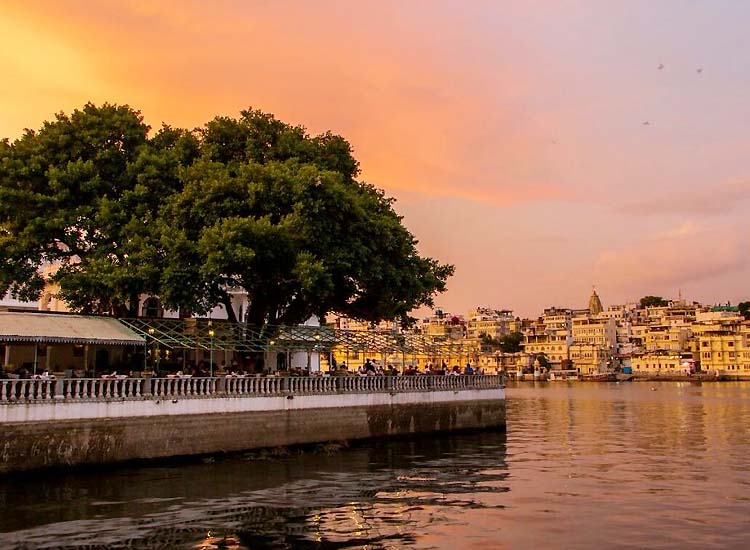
xmin=147 ymin=328 xmax=155 ymax=373
xmin=208 ymin=328 xmax=215 ymax=377
xmin=268 ymin=339 xmax=276 ymax=372
xmin=314 ymin=333 xmax=321 ymax=372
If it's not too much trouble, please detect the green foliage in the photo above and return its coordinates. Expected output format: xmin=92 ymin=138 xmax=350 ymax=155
xmin=499 ymin=332 xmax=524 ymax=353
xmin=0 ymin=103 xmax=166 ymax=314
xmin=536 ymin=353 xmax=550 ymax=371
xmin=739 ymin=302 xmax=750 ymax=320
xmin=479 ymin=331 xmax=524 ymax=353
xmin=639 ymin=295 xmax=668 ymax=308
xmin=0 ymin=103 xmax=453 ymax=325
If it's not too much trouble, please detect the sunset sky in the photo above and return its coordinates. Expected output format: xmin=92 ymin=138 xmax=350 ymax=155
xmin=2 ymin=1 xmax=749 ymax=316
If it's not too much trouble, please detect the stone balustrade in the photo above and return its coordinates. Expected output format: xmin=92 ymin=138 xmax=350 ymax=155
xmin=0 ymin=374 xmax=504 ymax=403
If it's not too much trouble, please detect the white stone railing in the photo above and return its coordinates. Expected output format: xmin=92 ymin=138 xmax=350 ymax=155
xmin=63 ymin=378 xmax=147 ymax=400
xmin=151 ymin=377 xmax=218 ymax=398
xmin=225 ymin=376 xmax=285 ymax=396
xmin=0 ymin=379 xmax=56 ymax=401
xmin=0 ymin=374 xmax=504 ymax=403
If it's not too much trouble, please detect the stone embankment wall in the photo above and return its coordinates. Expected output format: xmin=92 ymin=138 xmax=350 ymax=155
xmin=0 ymin=376 xmax=505 ymax=473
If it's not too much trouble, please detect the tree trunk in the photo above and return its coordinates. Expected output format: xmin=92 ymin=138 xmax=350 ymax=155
xmin=128 ymin=294 xmax=139 ymax=317
xmin=221 ymin=294 xmax=237 ymax=323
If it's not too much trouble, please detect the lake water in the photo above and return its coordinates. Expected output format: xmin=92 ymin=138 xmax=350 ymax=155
xmin=2 ymin=382 xmax=750 ymax=549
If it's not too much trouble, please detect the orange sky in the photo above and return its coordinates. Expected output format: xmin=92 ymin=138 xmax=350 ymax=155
xmin=2 ymin=1 xmax=749 ymax=316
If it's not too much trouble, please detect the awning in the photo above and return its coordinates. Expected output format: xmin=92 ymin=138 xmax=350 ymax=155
xmin=0 ymin=313 xmax=145 ymax=346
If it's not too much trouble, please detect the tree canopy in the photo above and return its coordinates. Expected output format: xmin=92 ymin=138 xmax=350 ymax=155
xmin=0 ymin=103 xmax=453 ymax=325
xmin=639 ymin=295 xmax=668 ymax=308
xmin=479 ymin=331 xmax=524 ymax=353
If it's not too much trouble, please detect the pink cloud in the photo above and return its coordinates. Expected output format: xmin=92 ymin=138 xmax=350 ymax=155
xmin=620 ymin=180 xmax=750 ymax=216
xmin=0 ymin=1 xmax=577 ymax=207
xmin=593 ymin=224 xmax=748 ymax=293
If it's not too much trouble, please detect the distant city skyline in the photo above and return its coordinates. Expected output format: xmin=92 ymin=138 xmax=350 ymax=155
xmin=2 ymin=1 xmax=749 ymax=317
xmin=421 ymin=290 xmax=744 ymax=321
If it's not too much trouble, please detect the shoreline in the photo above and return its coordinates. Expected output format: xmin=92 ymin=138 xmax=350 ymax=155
xmin=514 ymin=375 xmax=747 ymax=383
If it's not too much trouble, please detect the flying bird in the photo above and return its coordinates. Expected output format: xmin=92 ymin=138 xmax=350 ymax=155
xmin=697 ymin=67 xmax=703 ymax=73
xmin=642 ymin=121 xmax=650 ymax=126
xmin=658 ymin=63 xmax=664 ymax=70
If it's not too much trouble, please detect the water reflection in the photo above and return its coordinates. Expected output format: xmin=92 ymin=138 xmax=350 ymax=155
xmin=0 ymin=432 xmax=508 ymax=549
xmin=503 ymin=382 xmax=750 ymax=549
xmin=3 ymin=383 xmax=750 ymax=549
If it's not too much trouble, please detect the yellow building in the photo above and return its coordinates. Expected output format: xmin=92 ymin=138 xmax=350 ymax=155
xmin=697 ymin=321 xmax=750 ymax=375
xmin=421 ymin=312 xmax=465 ymax=340
xmin=524 ymin=329 xmax=570 ymax=367
xmin=571 ymin=315 xmax=617 ymax=352
xmin=542 ymin=308 xmax=572 ymax=332
xmin=569 ymin=343 xmax=610 ymax=374
xmin=631 ymin=352 xmax=692 ymax=375
xmin=644 ymin=323 xmax=691 ymax=352
xmin=466 ymin=307 xmax=514 ymax=340
xmin=476 ymin=351 xmax=528 ymax=373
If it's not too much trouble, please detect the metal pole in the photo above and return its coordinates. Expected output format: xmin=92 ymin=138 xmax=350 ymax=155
xmin=33 ymin=343 xmax=38 ymax=375
xmin=147 ymin=328 xmax=155 ymax=374
xmin=209 ymin=330 xmax=215 ymax=377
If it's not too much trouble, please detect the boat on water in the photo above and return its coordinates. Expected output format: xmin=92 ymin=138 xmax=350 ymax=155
xmin=581 ymin=372 xmax=617 ymax=382
xmin=548 ymin=370 xmax=581 ymax=381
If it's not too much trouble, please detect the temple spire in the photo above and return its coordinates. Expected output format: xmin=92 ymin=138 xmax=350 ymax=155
xmin=589 ymin=286 xmax=603 ymax=315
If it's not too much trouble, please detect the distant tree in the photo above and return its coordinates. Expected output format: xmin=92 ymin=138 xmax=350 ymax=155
xmin=0 ymin=104 xmax=453 ymax=325
xmin=480 ymin=332 xmax=501 ymax=348
xmin=639 ymin=295 xmax=668 ymax=308
xmin=739 ymin=301 xmax=750 ymax=320
xmin=536 ymin=353 xmax=550 ymax=371
xmin=499 ymin=332 xmax=524 ymax=353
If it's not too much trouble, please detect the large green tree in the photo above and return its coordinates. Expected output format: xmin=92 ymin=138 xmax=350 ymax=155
xmin=0 ymin=104 xmax=453 ymax=325
xmin=0 ymin=103 xmax=198 ymax=315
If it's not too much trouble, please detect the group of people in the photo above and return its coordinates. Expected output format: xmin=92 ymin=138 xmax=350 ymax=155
xmin=1 ymin=359 xmax=485 ymax=380
xmin=341 ymin=359 xmax=483 ymax=377
xmin=0 ymin=367 xmax=56 ymax=380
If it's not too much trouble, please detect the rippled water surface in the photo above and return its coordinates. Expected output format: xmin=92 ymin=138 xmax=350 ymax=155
xmin=3 ymin=382 xmax=750 ymax=549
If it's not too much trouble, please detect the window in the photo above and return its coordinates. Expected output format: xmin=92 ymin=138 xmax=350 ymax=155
xmin=142 ymin=297 xmax=162 ymax=318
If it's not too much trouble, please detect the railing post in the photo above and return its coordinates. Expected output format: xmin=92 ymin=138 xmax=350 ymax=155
xmin=53 ymin=378 xmax=65 ymax=400
xmin=216 ymin=376 xmax=226 ymax=394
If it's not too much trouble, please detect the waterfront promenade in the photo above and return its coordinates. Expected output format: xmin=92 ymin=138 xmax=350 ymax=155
xmin=0 ymin=374 xmax=505 ymax=473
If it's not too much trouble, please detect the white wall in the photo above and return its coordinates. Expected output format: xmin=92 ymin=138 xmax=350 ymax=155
xmin=1 ymin=387 xmax=505 ymax=423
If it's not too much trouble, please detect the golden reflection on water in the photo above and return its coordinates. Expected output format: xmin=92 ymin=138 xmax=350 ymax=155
xmin=502 ymin=381 xmax=750 ymax=549
xmin=2 ymin=382 xmax=750 ymax=549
